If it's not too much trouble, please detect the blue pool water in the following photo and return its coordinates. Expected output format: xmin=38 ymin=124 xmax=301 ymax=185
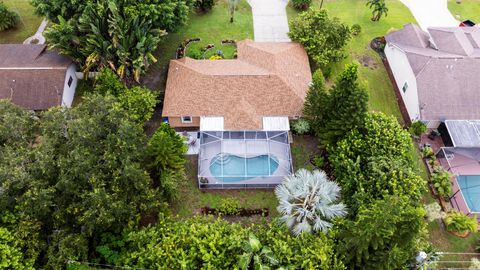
xmin=210 ymin=154 xmax=279 ymax=182
xmin=457 ymin=175 xmax=480 ymax=212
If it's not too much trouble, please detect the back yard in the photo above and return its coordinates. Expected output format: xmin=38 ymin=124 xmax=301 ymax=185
xmin=0 ymin=0 xmax=42 ymax=44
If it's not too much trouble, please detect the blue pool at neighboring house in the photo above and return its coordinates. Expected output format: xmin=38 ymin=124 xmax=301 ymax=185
xmin=210 ymin=154 xmax=279 ymax=182
xmin=457 ymin=175 xmax=480 ymax=212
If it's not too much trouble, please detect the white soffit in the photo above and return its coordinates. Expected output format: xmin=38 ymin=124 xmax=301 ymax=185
xmin=200 ymin=116 xmax=224 ymax=131
xmin=262 ymin=116 xmax=290 ymax=131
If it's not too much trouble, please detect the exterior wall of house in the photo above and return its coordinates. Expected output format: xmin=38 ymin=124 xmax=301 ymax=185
xmin=168 ymin=116 xmax=201 ymax=128
xmin=62 ymin=64 xmax=78 ymax=107
xmin=385 ymin=44 xmax=421 ymax=122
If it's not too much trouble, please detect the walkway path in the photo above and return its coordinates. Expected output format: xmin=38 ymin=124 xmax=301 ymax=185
xmin=24 ymin=18 xmax=48 ymax=44
xmin=247 ymin=0 xmax=290 ymax=42
xmin=399 ymin=0 xmax=458 ymax=31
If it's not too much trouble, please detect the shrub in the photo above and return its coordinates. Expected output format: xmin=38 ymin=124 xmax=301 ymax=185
xmin=288 ymin=8 xmax=351 ymax=68
xmin=291 ymin=0 xmax=312 ymax=10
xmin=116 ymin=86 xmax=158 ymax=123
xmin=431 ymin=168 xmax=452 ymax=199
xmin=312 ymin=155 xmax=325 ymax=168
xmin=209 ymin=54 xmax=223 ymax=60
xmin=0 ymin=1 xmax=19 ymax=31
xmin=445 ymin=211 xmax=478 ymax=234
xmin=423 ymin=146 xmax=434 ymax=159
xmin=292 ymin=118 xmax=310 ymax=134
xmin=194 ymin=0 xmax=215 ymax=12
xmin=424 ymin=202 xmax=446 ymax=222
xmin=218 ymin=197 xmax=241 ymax=215
xmin=351 ymin=24 xmax=361 ymax=36
xmin=409 ymin=121 xmax=427 ymax=137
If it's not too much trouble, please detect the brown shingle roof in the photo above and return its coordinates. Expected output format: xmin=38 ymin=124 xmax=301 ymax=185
xmin=162 ymin=40 xmax=312 ymax=130
xmin=0 ymin=44 xmax=73 ymax=110
xmin=386 ymin=24 xmax=480 ymax=121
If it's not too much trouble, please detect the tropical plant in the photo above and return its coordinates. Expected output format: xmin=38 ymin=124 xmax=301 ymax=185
xmin=366 ymin=0 xmax=388 ymax=21
xmin=445 ymin=211 xmax=478 ymax=234
xmin=470 ymin=258 xmax=480 ymax=269
xmin=147 ymin=123 xmax=187 ymax=201
xmin=291 ymin=0 xmax=312 ymax=10
xmin=303 ymin=69 xmax=329 ymax=136
xmin=238 ymin=234 xmax=279 ymax=270
xmin=351 ymin=24 xmax=362 ymax=36
xmin=410 ymin=120 xmax=427 ymax=137
xmin=431 ymin=168 xmax=453 ymax=199
xmin=292 ymin=118 xmax=310 ymax=134
xmin=0 ymin=1 xmax=19 ymax=31
xmin=228 ymin=0 xmax=238 ymax=22
xmin=194 ymin=0 xmax=215 ymax=12
xmin=275 ymin=169 xmax=347 ymax=235
xmin=288 ymin=8 xmax=351 ymax=68
xmin=424 ymin=202 xmax=446 ymax=222
xmin=423 ymin=146 xmax=434 ymax=159
xmin=117 ymin=86 xmax=158 ymax=123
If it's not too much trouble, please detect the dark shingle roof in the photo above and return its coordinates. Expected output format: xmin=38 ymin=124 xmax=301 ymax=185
xmin=0 ymin=45 xmax=73 ymax=110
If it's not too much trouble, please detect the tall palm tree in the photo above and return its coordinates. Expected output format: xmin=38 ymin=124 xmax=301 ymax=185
xmin=275 ymin=169 xmax=347 ymax=236
xmin=238 ymin=234 xmax=279 ymax=270
xmin=366 ymin=0 xmax=388 ymax=21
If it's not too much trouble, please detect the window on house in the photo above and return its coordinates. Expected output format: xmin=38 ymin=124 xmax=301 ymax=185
xmin=402 ymin=82 xmax=408 ymax=93
xmin=181 ymin=116 xmax=192 ymax=123
xmin=67 ymin=76 xmax=73 ymax=87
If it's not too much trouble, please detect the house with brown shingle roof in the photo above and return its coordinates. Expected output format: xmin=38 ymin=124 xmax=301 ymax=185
xmin=0 ymin=44 xmax=78 ymax=110
xmin=385 ymin=24 xmax=480 ymax=128
xmin=163 ymin=40 xmax=311 ymax=188
xmin=162 ymin=40 xmax=311 ymax=131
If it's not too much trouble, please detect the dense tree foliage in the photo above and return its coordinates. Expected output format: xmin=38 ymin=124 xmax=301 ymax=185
xmin=289 ymin=8 xmax=351 ymax=68
xmin=0 ymin=1 xmax=19 ymax=31
xmin=337 ymin=195 xmax=426 ymax=269
xmin=0 ymin=96 xmax=173 ymax=267
xmin=303 ymin=64 xmax=368 ymax=146
xmin=44 ymin=0 xmax=190 ymax=82
xmin=96 ymin=217 xmax=345 ymax=269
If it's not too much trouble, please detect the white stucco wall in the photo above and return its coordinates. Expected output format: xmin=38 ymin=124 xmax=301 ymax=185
xmin=385 ymin=43 xmax=421 ymax=122
xmin=62 ymin=64 xmax=78 ymax=107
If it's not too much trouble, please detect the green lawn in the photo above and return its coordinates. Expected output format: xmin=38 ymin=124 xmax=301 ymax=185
xmin=287 ymin=0 xmax=417 ymax=122
xmin=142 ymin=0 xmax=253 ymax=90
xmin=448 ymin=0 xmax=480 ymax=22
xmin=0 ymin=0 xmax=42 ymax=44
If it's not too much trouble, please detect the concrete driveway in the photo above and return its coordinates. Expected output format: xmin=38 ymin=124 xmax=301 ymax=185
xmin=399 ymin=0 xmax=459 ymax=31
xmin=247 ymin=0 xmax=291 ymax=42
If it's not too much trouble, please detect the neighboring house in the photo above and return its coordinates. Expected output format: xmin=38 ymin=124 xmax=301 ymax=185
xmin=162 ymin=40 xmax=312 ymax=188
xmin=0 ymin=44 xmax=77 ymax=110
xmin=385 ymin=24 xmax=480 ymax=127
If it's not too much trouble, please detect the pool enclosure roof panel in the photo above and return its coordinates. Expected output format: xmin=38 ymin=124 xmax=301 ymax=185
xmin=445 ymin=120 xmax=480 ymax=147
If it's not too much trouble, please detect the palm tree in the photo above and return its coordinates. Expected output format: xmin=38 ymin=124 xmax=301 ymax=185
xmin=228 ymin=0 xmax=238 ymax=23
xmin=366 ymin=0 xmax=388 ymax=21
xmin=275 ymin=169 xmax=346 ymax=236
xmin=238 ymin=234 xmax=279 ymax=270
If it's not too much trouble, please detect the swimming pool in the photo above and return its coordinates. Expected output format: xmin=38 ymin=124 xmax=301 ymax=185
xmin=457 ymin=175 xmax=480 ymax=212
xmin=210 ymin=153 xmax=279 ymax=182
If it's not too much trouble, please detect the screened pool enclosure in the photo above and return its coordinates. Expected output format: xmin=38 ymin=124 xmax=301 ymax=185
xmin=198 ymin=131 xmax=293 ymax=189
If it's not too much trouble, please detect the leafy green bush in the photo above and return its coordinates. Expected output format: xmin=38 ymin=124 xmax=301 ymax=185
xmin=431 ymin=168 xmax=452 ymax=199
xmin=218 ymin=197 xmax=241 ymax=215
xmin=0 ymin=1 xmax=19 ymax=31
xmin=194 ymin=0 xmax=215 ymax=12
xmin=312 ymin=155 xmax=325 ymax=168
xmin=291 ymin=0 xmax=312 ymax=10
xmin=445 ymin=211 xmax=477 ymax=234
xmin=292 ymin=118 xmax=310 ymax=134
xmin=423 ymin=146 xmax=434 ymax=159
xmin=351 ymin=24 xmax=361 ymax=36
xmin=289 ymin=8 xmax=351 ymax=68
xmin=409 ymin=121 xmax=427 ymax=136
xmin=117 ymin=86 xmax=158 ymax=123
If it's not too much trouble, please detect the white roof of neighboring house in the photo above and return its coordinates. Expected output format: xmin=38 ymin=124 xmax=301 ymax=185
xmin=445 ymin=120 xmax=480 ymax=147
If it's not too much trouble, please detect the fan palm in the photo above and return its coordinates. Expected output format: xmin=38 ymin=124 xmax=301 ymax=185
xmin=275 ymin=169 xmax=346 ymax=236
xmin=366 ymin=0 xmax=388 ymax=21
xmin=238 ymin=234 xmax=279 ymax=270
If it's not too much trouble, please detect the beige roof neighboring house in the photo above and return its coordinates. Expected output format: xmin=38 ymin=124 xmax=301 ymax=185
xmin=386 ymin=24 xmax=480 ymax=120
xmin=162 ymin=40 xmax=312 ymax=130
xmin=0 ymin=44 xmax=74 ymax=110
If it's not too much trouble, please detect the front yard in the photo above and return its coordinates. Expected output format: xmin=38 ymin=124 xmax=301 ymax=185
xmin=448 ymin=0 xmax=480 ymax=22
xmin=0 ymin=0 xmax=42 ymax=44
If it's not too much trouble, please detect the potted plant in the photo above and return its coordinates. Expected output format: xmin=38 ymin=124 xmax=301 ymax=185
xmin=445 ymin=211 xmax=477 ymax=237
